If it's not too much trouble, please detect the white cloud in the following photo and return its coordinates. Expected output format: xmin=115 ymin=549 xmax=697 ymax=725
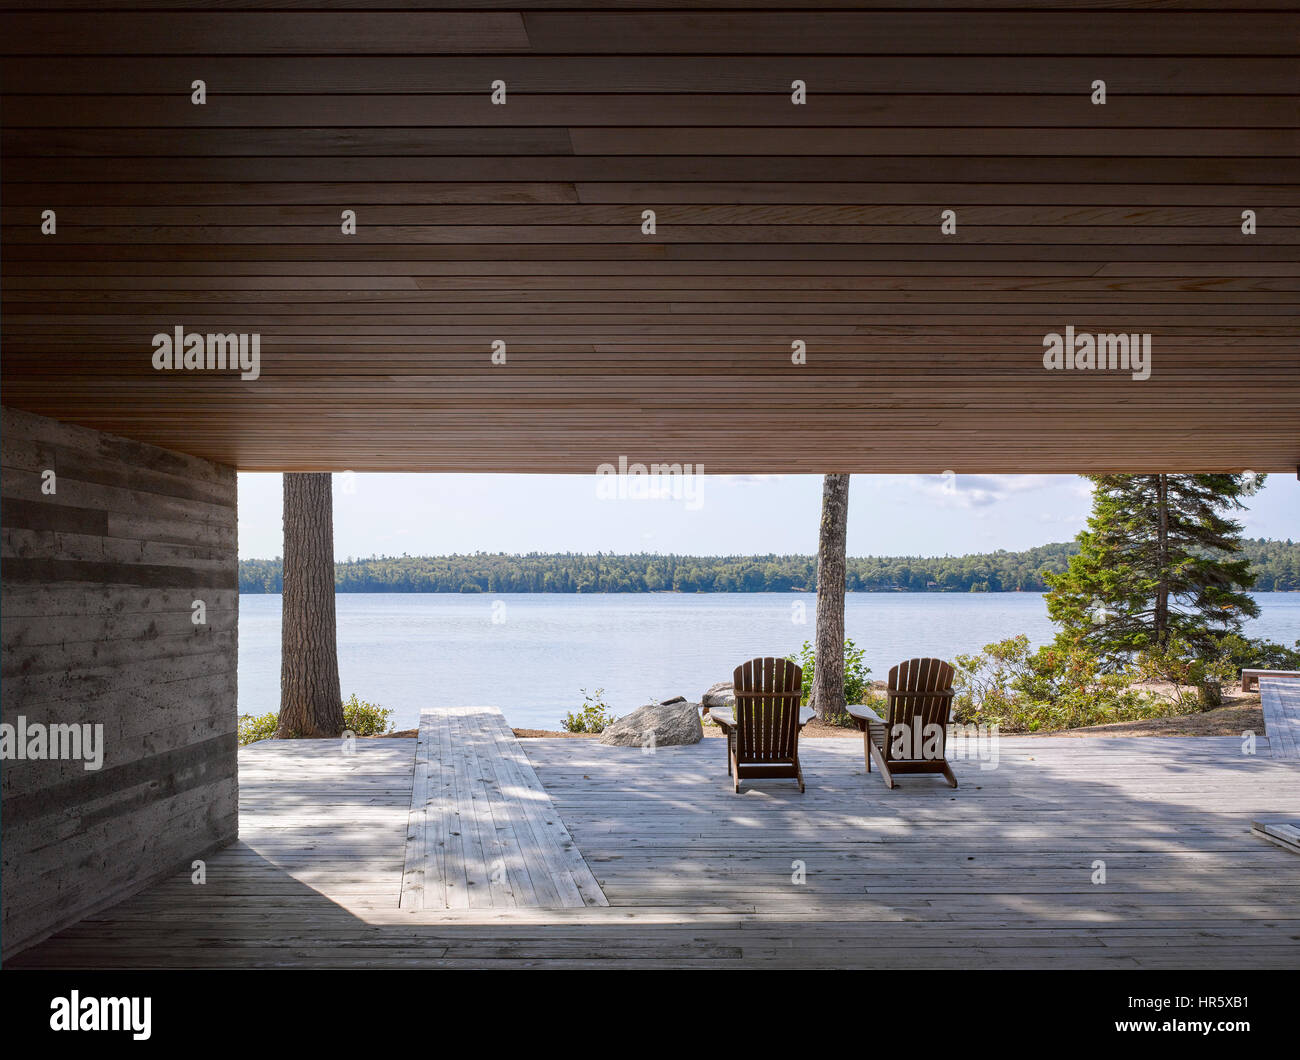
xmin=900 ymin=473 xmax=1078 ymax=510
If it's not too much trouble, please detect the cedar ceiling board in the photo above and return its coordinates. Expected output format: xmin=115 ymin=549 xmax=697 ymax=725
xmin=7 ymin=275 xmax=1297 ymax=289
xmin=8 ymin=157 xmax=1297 ymax=181
xmin=4 ymin=206 xmax=1299 ymax=224
xmin=4 ymin=185 xmax=1294 ymax=206
xmin=2 ymin=95 xmax=1295 ymax=128
xmin=5 ymin=56 xmax=1298 ymax=93
xmin=9 ymin=286 xmax=1296 ymax=299
xmin=0 ymin=5 xmax=1296 ymax=475
xmin=4 ymin=12 xmax=1297 ymax=56
xmin=5 ymin=259 xmax=1298 ymax=273
xmin=10 ymin=128 xmax=1300 ymax=156
xmin=5 ymin=1 xmax=1300 ymax=9
xmin=6 ymin=1 xmax=1300 ymax=8
xmin=6 ymin=227 xmax=1298 ymax=245
xmin=8 ymin=244 xmax=1293 ymax=261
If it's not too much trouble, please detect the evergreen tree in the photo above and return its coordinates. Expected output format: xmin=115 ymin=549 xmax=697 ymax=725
xmin=1046 ymin=474 xmax=1261 ymax=662
xmin=240 ymin=536 xmax=1299 ymax=596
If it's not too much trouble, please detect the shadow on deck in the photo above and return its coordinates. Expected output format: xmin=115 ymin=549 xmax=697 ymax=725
xmin=12 ymin=731 xmax=1300 ymax=969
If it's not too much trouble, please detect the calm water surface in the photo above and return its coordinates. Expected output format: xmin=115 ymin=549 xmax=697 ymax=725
xmin=238 ymin=592 xmax=1300 ymax=731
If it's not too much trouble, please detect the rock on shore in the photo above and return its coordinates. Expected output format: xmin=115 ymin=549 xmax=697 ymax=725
xmin=599 ymin=697 xmax=703 ymax=746
xmin=702 ymin=681 xmax=735 ymax=710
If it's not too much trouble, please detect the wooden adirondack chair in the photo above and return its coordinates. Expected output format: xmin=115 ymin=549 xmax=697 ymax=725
xmin=847 ymin=658 xmax=957 ymax=789
xmin=723 ymin=657 xmax=806 ymax=794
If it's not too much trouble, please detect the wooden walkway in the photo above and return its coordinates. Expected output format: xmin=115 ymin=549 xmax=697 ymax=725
xmin=400 ymin=707 xmax=606 ymax=910
xmin=11 ymin=733 xmax=1300 ymax=969
xmin=1261 ymin=677 xmax=1300 ymax=758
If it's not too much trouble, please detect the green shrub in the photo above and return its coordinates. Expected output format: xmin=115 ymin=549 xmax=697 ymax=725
xmin=953 ymin=635 xmax=1157 ymax=732
xmin=1133 ymin=636 xmax=1237 ymax=712
xmin=562 ymin=688 xmax=617 ymax=733
xmin=237 ymin=693 xmax=393 ymax=746
xmin=1216 ymin=633 xmax=1300 ymax=675
xmin=788 ymin=638 xmax=873 ymax=718
xmin=343 ymin=693 xmax=395 ymax=736
xmin=238 ymin=711 xmax=279 ymax=746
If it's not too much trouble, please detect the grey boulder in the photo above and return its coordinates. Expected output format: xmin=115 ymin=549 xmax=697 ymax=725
xmin=600 ymin=699 xmax=703 ymax=747
xmin=702 ymin=681 xmax=736 ymax=710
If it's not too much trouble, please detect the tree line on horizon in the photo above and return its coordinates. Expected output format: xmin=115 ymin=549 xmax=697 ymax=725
xmin=238 ymin=537 xmax=1300 ymax=595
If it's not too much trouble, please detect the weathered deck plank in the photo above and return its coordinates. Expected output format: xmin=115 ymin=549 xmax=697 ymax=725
xmin=1261 ymin=677 xmax=1300 ymax=759
xmin=10 ymin=733 xmax=1300 ymax=969
xmin=398 ymin=707 xmax=606 ymax=910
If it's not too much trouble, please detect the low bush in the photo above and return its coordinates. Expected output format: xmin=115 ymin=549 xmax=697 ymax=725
xmin=1134 ymin=636 xmax=1237 ymax=711
xmin=343 ymin=693 xmax=394 ymax=736
xmin=788 ymin=638 xmax=873 ymax=713
xmin=238 ymin=711 xmax=279 ymax=746
xmin=953 ymin=635 xmax=1161 ymax=732
xmin=237 ymin=693 xmax=393 ymax=746
xmin=562 ymin=688 xmax=618 ymax=733
xmin=1216 ymin=632 xmax=1300 ymax=675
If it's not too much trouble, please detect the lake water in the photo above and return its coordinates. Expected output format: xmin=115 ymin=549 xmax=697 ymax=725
xmin=237 ymin=592 xmax=1300 ymax=731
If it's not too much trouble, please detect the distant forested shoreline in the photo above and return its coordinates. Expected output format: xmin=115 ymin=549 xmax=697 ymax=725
xmin=239 ymin=538 xmax=1300 ymax=595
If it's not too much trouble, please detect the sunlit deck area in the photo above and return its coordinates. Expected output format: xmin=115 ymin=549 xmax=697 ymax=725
xmin=12 ymin=720 xmax=1300 ymax=969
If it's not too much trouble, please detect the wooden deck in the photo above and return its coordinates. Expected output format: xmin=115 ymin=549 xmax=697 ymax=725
xmin=11 ymin=730 xmax=1300 ymax=969
xmin=1260 ymin=677 xmax=1300 ymax=759
xmin=400 ymin=707 xmax=606 ymax=910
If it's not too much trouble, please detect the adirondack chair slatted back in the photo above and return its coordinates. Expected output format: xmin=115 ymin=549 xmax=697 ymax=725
xmin=884 ymin=657 xmax=956 ymax=763
xmin=732 ymin=657 xmax=803 ymax=763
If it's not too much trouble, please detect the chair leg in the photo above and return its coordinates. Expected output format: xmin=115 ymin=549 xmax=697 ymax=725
xmin=730 ymin=748 xmax=740 ymax=794
xmin=795 ymin=755 xmax=805 ymax=794
xmin=863 ymin=732 xmax=872 ymax=772
xmin=942 ymin=761 xmax=958 ymax=788
xmin=868 ymin=740 xmax=895 ymax=789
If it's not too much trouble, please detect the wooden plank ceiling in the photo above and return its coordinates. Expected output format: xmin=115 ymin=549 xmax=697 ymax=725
xmin=1 ymin=1 xmax=1297 ymax=473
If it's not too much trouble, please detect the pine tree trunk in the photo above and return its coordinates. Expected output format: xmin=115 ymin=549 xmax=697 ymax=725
xmin=812 ymin=474 xmax=850 ymax=720
xmin=278 ymin=473 xmax=344 ymax=738
xmin=1154 ymin=473 xmax=1170 ymax=646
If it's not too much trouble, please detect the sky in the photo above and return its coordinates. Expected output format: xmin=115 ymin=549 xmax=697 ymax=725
xmin=237 ymin=472 xmax=1299 ymax=561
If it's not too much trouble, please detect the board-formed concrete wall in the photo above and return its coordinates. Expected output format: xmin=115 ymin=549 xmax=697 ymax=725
xmin=1 ymin=406 xmax=239 ymax=957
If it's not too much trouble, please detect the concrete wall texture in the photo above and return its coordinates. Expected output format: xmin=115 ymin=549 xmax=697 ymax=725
xmin=1 ymin=406 xmax=239 ymax=958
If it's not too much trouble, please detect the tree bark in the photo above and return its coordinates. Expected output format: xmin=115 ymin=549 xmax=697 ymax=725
xmin=278 ymin=473 xmax=344 ymax=738
xmin=812 ymin=473 xmax=850 ymax=720
xmin=1154 ymin=473 xmax=1170 ymax=646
